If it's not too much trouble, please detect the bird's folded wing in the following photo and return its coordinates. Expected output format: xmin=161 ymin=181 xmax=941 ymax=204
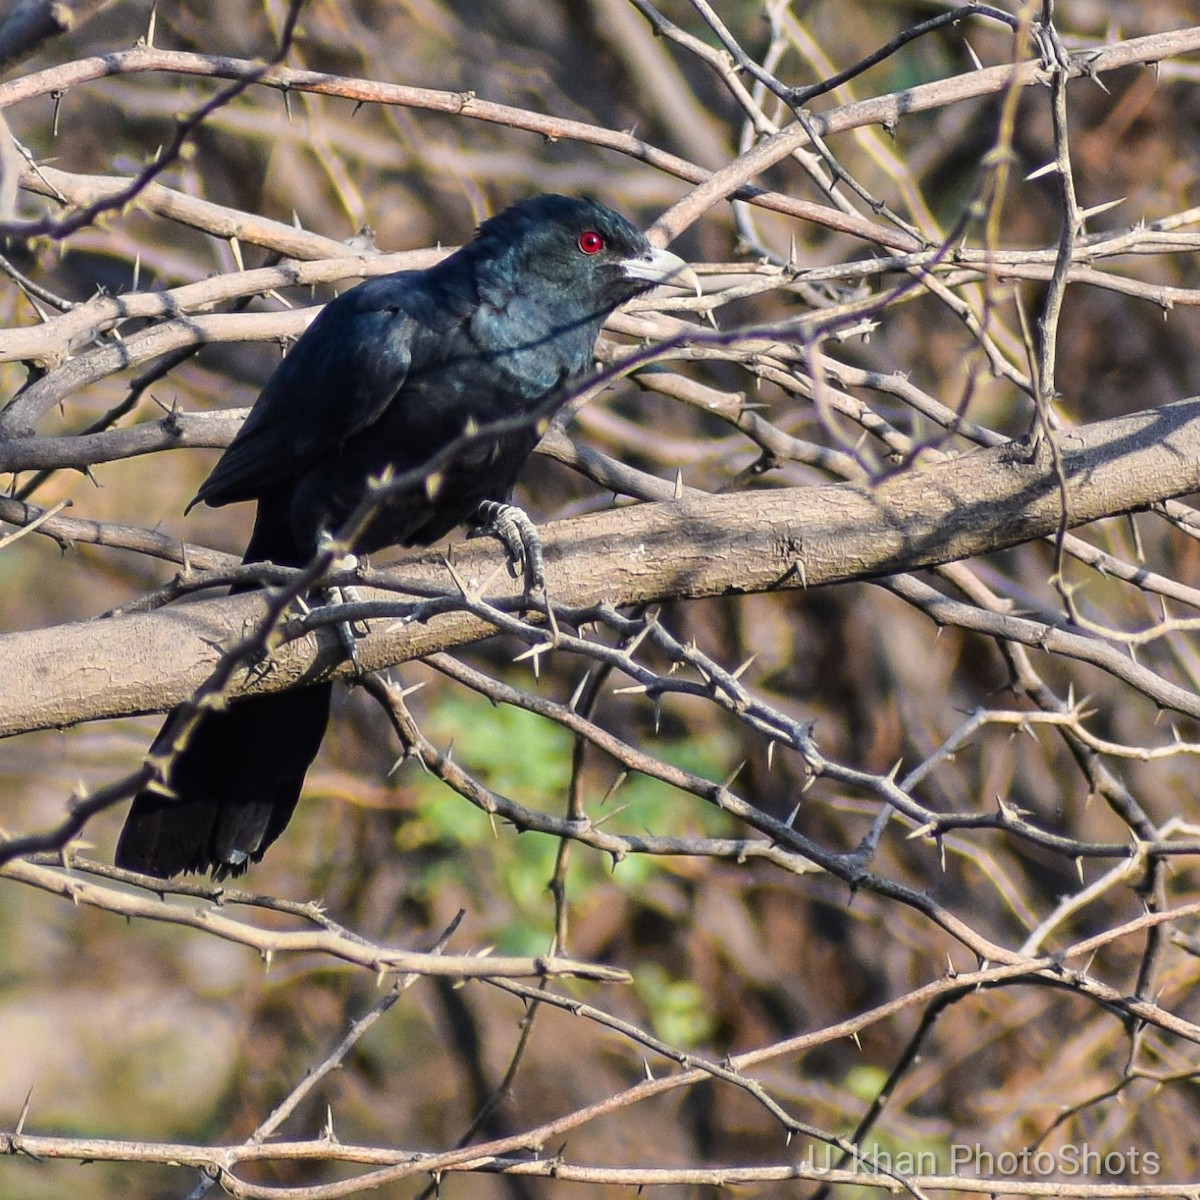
xmin=193 ymin=277 xmax=424 ymax=508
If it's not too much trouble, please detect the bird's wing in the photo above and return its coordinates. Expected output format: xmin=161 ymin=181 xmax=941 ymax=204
xmin=194 ymin=275 xmax=428 ymax=507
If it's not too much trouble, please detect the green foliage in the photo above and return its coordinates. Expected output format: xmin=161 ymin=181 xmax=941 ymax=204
xmin=631 ymin=961 xmax=715 ymax=1047
xmin=395 ymin=683 xmax=738 ymax=951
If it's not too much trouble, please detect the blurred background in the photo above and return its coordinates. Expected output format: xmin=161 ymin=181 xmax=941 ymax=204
xmin=4 ymin=1 xmax=1200 ymax=1196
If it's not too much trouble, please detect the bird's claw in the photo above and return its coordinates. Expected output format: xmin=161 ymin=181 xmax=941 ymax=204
xmin=314 ymin=534 xmax=370 ymax=670
xmin=474 ymin=499 xmax=546 ymax=594
xmin=322 ymin=583 xmax=369 ymax=675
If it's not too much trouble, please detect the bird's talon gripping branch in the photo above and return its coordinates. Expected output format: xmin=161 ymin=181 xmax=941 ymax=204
xmin=315 ymin=534 xmax=368 ymax=670
xmin=322 ymin=585 xmax=369 ymax=673
xmin=473 ymin=499 xmax=546 ymax=593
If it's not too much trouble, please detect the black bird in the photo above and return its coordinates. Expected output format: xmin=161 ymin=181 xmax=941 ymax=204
xmin=115 ymin=194 xmax=697 ymax=879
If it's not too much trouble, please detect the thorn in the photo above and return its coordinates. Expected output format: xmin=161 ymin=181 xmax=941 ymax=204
xmin=441 ymin=555 xmax=474 ymax=599
xmin=145 ymin=2 xmax=157 ymax=47
xmin=721 ymin=760 xmax=746 ymax=789
xmin=674 ymin=470 xmax=684 ymax=500
xmin=384 ymin=614 xmax=417 ymax=643
xmin=1088 ymin=64 xmax=1111 ymax=94
xmin=622 ymin=615 xmax=658 ymax=658
xmin=543 ymin=594 xmax=561 ymax=645
xmin=1025 ymin=160 xmax=1060 ymax=181
xmin=601 ymin=771 xmax=628 ymax=804
xmin=592 ymin=801 xmax=631 ymax=830
xmin=568 ymin=671 xmax=591 ymax=712
xmin=1079 ymin=196 xmax=1125 ymax=222
xmin=24 ymin=293 xmax=51 ymax=324
xmin=730 ymin=653 xmax=756 ymax=680
xmin=15 ymin=1086 xmax=33 ymax=1136
xmin=512 ymin=638 xmax=554 ymax=678
xmin=229 ymin=237 xmax=245 ymax=272
xmin=476 ymin=559 xmax=510 ymax=598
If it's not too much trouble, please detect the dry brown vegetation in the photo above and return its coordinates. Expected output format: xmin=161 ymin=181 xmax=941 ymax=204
xmin=4 ymin=1 xmax=1200 ymax=1197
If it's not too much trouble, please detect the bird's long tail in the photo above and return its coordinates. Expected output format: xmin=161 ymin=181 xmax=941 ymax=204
xmin=115 ymin=502 xmax=332 ymax=879
xmin=114 ymin=686 xmax=332 ymax=879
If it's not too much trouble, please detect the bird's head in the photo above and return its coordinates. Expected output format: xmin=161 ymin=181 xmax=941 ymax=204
xmin=472 ymin=194 xmax=699 ymax=315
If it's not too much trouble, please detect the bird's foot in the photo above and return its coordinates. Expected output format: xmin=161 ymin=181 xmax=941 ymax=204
xmin=322 ymin=581 xmax=369 ymax=674
xmin=326 ymin=588 xmax=367 ymax=676
xmin=314 ymin=534 xmax=370 ymax=671
xmin=473 ymin=499 xmax=545 ymax=594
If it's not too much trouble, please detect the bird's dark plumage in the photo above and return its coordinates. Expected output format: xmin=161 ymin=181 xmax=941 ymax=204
xmin=116 ymin=195 xmax=696 ymax=878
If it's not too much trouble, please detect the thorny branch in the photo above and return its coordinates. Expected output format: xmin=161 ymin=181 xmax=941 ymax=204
xmin=5 ymin=3 xmax=1200 ymax=1196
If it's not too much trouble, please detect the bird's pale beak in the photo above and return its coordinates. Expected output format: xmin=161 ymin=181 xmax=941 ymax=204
xmin=621 ymin=245 xmax=701 ymax=295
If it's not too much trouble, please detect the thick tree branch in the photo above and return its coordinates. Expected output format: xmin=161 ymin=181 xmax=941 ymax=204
xmin=4 ymin=396 xmax=1200 ymax=737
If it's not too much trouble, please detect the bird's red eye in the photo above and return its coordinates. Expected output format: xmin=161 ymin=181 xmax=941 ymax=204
xmin=577 ymin=230 xmax=604 ymax=255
